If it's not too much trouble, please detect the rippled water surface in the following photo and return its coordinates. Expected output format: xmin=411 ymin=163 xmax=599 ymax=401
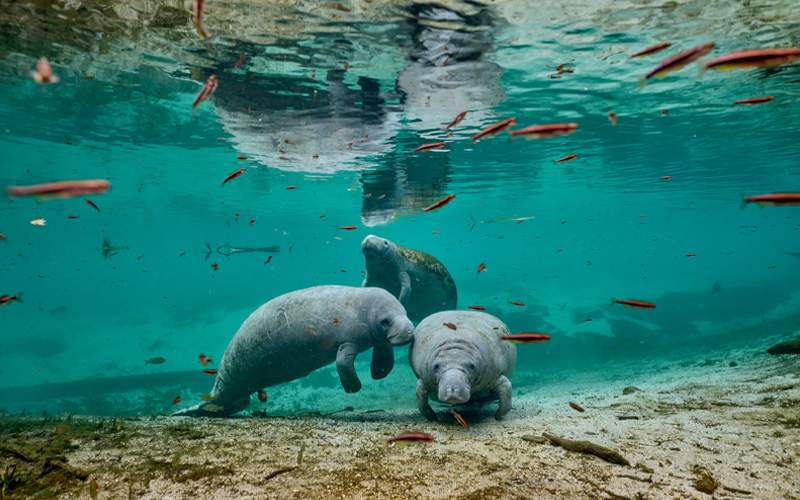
xmin=1 ymin=0 xmax=799 ymax=416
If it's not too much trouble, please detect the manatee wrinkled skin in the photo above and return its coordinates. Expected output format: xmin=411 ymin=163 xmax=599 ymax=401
xmin=409 ymin=311 xmax=516 ymax=421
xmin=361 ymin=235 xmax=457 ymax=323
xmin=173 ymin=286 xmax=415 ymax=418
xmin=767 ymin=339 xmax=800 ymax=355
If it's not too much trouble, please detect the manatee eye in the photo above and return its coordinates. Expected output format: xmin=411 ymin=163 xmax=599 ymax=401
xmin=467 ymin=363 xmax=476 ymax=372
xmin=381 ymin=318 xmax=391 ymax=327
xmin=433 ymin=364 xmax=440 ymax=373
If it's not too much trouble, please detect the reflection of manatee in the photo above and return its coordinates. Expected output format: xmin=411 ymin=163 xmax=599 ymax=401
xmin=362 ymin=235 xmax=457 ymax=323
xmin=410 ymin=311 xmax=517 ymax=421
xmin=214 ymin=70 xmax=401 ymax=173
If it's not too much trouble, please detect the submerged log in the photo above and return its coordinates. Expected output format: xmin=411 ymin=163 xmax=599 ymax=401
xmin=542 ymin=433 xmax=630 ymax=466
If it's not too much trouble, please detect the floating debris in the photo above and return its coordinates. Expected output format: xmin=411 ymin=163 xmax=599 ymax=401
xmin=543 ymin=433 xmax=630 ymax=466
xmin=31 ymin=218 xmax=46 ymax=226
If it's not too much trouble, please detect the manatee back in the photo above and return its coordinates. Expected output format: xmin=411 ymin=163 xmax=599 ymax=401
xmin=396 ymin=246 xmax=458 ymax=321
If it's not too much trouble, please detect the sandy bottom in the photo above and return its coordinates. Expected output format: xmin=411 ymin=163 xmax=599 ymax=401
xmin=1 ymin=348 xmax=799 ymax=500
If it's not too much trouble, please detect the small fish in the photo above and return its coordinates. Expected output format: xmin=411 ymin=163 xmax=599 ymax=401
xmin=502 ymin=333 xmax=550 ymax=344
xmin=608 ymin=111 xmax=618 ymax=127
xmin=234 ymin=53 xmax=246 ymax=69
xmin=52 ymin=423 xmax=72 ymax=435
xmin=582 ymin=319 xmax=592 ymax=322
xmin=0 ymin=232 xmax=4 ymax=240
xmin=284 ymin=139 xmax=295 ymax=145
xmin=337 ymin=225 xmax=358 ymax=230
xmin=432 ymin=231 xmax=439 ymax=234
xmin=172 ymin=396 xmax=181 ymax=405
xmin=31 ymin=57 xmax=59 ymax=84
xmin=734 ymin=96 xmax=774 ymax=106
xmin=193 ymin=75 xmax=218 ymax=113
xmin=313 ymin=154 xmax=320 ymax=158
xmin=179 ymin=252 xmax=185 ymax=257
xmin=237 ymin=155 xmax=247 ymax=160
xmin=201 ymin=394 xmax=217 ymax=402
xmin=308 ymin=329 xmax=319 ymax=336
xmin=423 ymin=194 xmax=455 ymax=213
xmin=467 ymin=305 xmax=486 ymax=311
xmin=744 ymin=193 xmax=800 ymax=206
xmin=630 ymin=42 xmax=673 ymax=59
xmin=145 ymin=357 xmax=166 ymax=365
xmin=265 ymin=256 xmax=273 ymax=264
xmin=661 ymin=110 xmax=669 ymax=116
xmin=344 ymin=62 xmax=349 ymax=71
xmin=90 ymin=478 xmax=99 ymax=494
xmin=704 ymin=48 xmax=800 ymax=73
xmin=686 ymin=253 xmax=697 ymax=257
xmin=413 ymin=142 xmax=446 ymax=153
xmin=192 ymin=0 xmax=210 ymax=38
xmin=638 ymin=42 xmax=715 ymax=90
xmin=250 ymin=219 xmax=255 ymax=226
xmin=257 ymin=389 xmax=268 ymax=402
xmin=443 ymin=322 xmax=457 ymax=330
xmin=510 ymin=122 xmax=578 ymax=140
xmin=613 ymin=299 xmax=656 ymax=309
xmin=286 ymin=186 xmax=297 ymax=190
xmin=508 ymin=301 xmax=525 ymax=306
xmin=450 ymin=409 xmax=469 ymax=430
xmin=378 ymin=194 xmax=385 ymax=199
xmin=137 ymin=255 xmax=143 ymax=260
xmin=203 ymin=404 xmax=224 ymax=412
xmin=203 ymin=369 xmax=218 ymax=375
xmin=554 ymin=154 xmax=578 ymax=164
xmin=0 ymin=293 xmax=23 ymax=306
xmin=472 ymin=118 xmax=517 ymax=142
xmin=222 ymin=168 xmax=246 ymax=186
xmin=660 ymin=176 xmax=673 ymax=180
xmin=569 ymin=402 xmax=585 ymax=413
xmin=7 ymin=180 xmax=110 ymax=201
xmin=199 ymin=354 xmax=210 ymax=366
xmin=68 ymin=215 xmax=80 ymax=219
xmin=477 ymin=263 xmax=486 ymax=273
xmin=212 ymin=263 xmax=218 ymax=271
xmin=445 ymin=110 xmax=467 ymax=130
xmin=387 ymin=432 xmax=434 ymax=445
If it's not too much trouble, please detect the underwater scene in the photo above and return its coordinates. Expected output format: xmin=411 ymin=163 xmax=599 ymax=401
xmin=1 ymin=0 xmax=800 ymax=498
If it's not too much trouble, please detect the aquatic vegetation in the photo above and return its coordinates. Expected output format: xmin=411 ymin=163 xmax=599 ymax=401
xmin=1 ymin=465 xmax=17 ymax=497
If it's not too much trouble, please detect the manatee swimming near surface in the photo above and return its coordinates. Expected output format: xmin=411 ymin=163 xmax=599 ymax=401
xmin=172 ymin=286 xmax=415 ymax=418
xmin=361 ymin=235 xmax=457 ymax=323
xmin=409 ymin=311 xmax=517 ymax=421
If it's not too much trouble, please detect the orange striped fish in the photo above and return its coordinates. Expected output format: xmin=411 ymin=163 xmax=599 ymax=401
xmin=413 ymin=142 xmax=446 ymax=153
xmin=705 ymin=48 xmax=800 ymax=73
xmin=467 ymin=305 xmax=486 ymax=311
xmin=734 ymin=96 xmax=774 ymax=106
xmin=613 ymin=299 xmax=656 ymax=309
xmin=477 ymin=263 xmax=486 ymax=273
xmin=501 ymin=333 xmax=550 ymax=344
xmin=569 ymin=402 xmax=585 ymax=413
xmin=443 ymin=322 xmax=457 ymax=330
xmin=510 ymin=122 xmax=578 ymax=140
xmin=387 ymin=432 xmax=434 ymax=445
xmin=7 ymin=180 xmax=110 ymax=201
xmin=744 ymin=193 xmax=800 ymax=206
xmin=203 ymin=369 xmax=218 ymax=375
xmin=472 ymin=118 xmax=516 ymax=142
xmin=554 ymin=154 xmax=578 ymax=164
xmin=423 ymin=194 xmax=455 ymax=213
xmin=450 ymin=409 xmax=469 ymax=430
xmin=629 ymin=42 xmax=672 ymax=59
xmin=508 ymin=301 xmax=525 ymax=306
xmin=222 ymin=168 xmax=245 ymax=186
xmin=445 ymin=110 xmax=466 ymax=130
xmin=193 ymin=75 xmax=218 ymax=112
xmin=639 ymin=42 xmax=715 ymax=89
xmin=172 ymin=396 xmax=181 ymax=405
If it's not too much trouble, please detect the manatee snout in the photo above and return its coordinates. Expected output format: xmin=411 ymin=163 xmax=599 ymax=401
xmin=361 ymin=235 xmax=390 ymax=263
xmin=386 ymin=315 xmax=415 ymax=346
xmin=438 ymin=370 xmax=471 ymax=404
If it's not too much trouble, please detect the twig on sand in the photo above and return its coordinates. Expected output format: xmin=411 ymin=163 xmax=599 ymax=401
xmin=542 ymin=433 xmax=630 ymax=466
xmin=0 ymin=443 xmax=89 ymax=479
xmin=264 ymin=466 xmax=296 ymax=481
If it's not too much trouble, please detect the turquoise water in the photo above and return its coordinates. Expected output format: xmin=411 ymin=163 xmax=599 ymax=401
xmin=1 ymin=0 xmax=799 ymax=417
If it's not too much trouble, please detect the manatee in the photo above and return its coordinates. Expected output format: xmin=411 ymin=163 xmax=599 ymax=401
xmin=767 ymin=338 xmax=800 ymax=355
xmin=361 ymin=235 xmax=457 ymax=323
xmin=172 ymin=286 xmax=415 ymax=417
xmin=409 ymin=311 xmax=516 ymax=421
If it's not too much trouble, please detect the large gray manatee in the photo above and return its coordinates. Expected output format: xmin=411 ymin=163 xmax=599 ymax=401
xmin=173 ymin=286 xmax=415 ymax=417
xmin=361 ymin=235 xmax=457 ymax=323
xmin=410 ymin=311 xmax=516 ymax=421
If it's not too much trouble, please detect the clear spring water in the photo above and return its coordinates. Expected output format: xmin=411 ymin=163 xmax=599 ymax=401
xmin=0 ymin=0 xmax=799 ymax=417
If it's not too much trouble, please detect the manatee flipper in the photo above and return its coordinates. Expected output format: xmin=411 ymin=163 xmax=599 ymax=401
xmin=397 ymin=271 xmax=412 ymax=305
xmin=492 ymin=375 xmax=513 ymax=420
xmin=415 ymin=378 xmax=437 ymax=421
xmin=336 ymin=342 xmax=362 ymax=393
xmin=370 ymin=344 xmax=394 ymax=380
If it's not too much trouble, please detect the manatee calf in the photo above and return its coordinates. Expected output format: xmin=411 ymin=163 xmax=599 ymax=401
xmin=409 ymin=311 xmax=516 ymax=421
xmin=173 ymin=286 xmax=414 ymax=417
xmin=361 ymin=235 xmax=457 ymax=323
